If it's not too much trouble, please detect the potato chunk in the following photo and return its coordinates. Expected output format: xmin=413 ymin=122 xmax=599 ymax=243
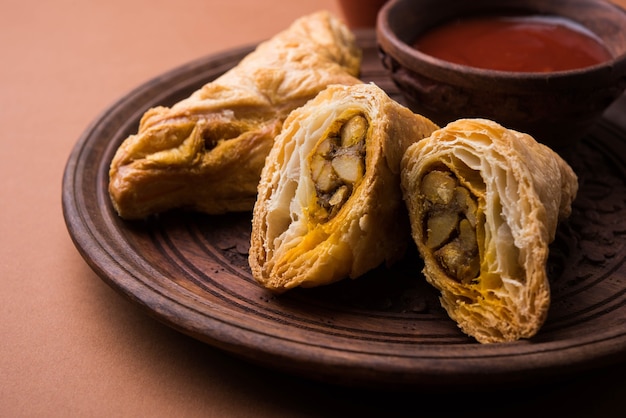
xmin=332 ymin=153 xmax=364 ymax=184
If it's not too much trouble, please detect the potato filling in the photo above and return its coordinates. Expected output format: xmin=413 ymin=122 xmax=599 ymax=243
xmin=420 ymin=169 xmax=480 ymax=283
xmin=309 ymin=114 xmax=367 ymax=221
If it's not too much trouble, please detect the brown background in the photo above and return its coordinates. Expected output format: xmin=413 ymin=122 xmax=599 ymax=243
xmin=2 ymin=0 xmax=626 ymax=416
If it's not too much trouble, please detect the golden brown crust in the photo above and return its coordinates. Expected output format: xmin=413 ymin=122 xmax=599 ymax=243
xmin=401 ymin=118 xmax=578 ymax=343
xmin=249 ymin=83 xmax=439 ymax=292
xmin=108 ymin=11 xmax=362 ymax=219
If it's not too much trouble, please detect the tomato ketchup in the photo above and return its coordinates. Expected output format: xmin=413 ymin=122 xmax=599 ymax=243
xmin=413 ymin=15 xmax=612 ymax=72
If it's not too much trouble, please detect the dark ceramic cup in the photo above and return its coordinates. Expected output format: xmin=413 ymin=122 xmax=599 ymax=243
xmin=376 ymin=0 xmax=626 ymax=149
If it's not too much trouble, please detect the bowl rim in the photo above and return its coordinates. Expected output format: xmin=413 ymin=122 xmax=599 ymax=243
xmin=376 ymin=0 xmax=626 ymax=83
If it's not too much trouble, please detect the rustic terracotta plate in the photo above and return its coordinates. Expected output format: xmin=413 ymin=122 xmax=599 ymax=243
xmin=62 ymin=31 xmax=626 ymax=389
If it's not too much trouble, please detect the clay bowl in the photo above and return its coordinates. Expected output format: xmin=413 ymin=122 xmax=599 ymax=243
xmin=376 ymin=0 xmax=626 ymax=149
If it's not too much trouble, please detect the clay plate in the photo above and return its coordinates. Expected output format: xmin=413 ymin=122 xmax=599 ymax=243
xmin=62 ymin=31 xmax=626 ymax=389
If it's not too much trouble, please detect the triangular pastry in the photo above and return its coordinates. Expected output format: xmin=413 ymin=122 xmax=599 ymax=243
xmin=249 ymin=83 xmax=439 ymax=292
xmin=108 ymin=11 xmax=361 ymax=219
xmin=401 ymin=118 xmax=578 ymax=343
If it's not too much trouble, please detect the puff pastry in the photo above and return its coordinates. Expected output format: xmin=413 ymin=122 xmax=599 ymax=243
xmin=401 ymin=119 xmax=578 ymax=343
xmin=108 ymin=11 xmax=362 ymax=219
xmin=249 ymin=83 xmax=439 ymax=292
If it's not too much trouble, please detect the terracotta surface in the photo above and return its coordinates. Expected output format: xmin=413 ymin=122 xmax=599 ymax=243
xmin=3 ymin=0 xmax=626 ymax=416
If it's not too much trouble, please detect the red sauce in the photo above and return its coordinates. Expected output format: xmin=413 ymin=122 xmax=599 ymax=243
xmin=413 ymin=15 xmax=613 ymax=72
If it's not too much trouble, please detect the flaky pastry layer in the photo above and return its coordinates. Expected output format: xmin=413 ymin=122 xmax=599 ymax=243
xmin=249 ymin=83 xmax=438 ymax=292
xmin=401 ymin=118 xmax=578 ymax=343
